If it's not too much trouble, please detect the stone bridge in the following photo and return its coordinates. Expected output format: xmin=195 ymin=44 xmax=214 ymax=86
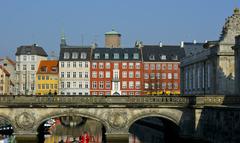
xmin=0 ymin=95 xmax=239 ymax=143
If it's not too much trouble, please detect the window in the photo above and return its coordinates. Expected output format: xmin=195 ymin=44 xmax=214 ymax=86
xmin=52 ymin=67 xmax=57 ymax=72
xmin=79 ymin=72 xmax=82 ymax=78
xmin=174 ymin=82 xmax=178 ymax=89
xmin=168 ymin=73 xmax=172 ymax=79
xmin=46 ymin=76 xmax=49 ymax=80
xmin=106 ymin=71 xmax=110 ymax=78
xmin=144 ymin=83 xmax=149 ymax=89
xmin=73 ymin=62 xmax=76 ymax=67
xmin=79 ymin=82 xmax=83 ymax=88
xmin=156 ymin=64 xmax=161 ymax=70
xmin=129 ymin=81 xmax=134 ymax=89
xmin=31 ymin=65 xmax=35 ymax=70
xmin=136 ymin=63 xmax=140 ymax=69
xmin=129 ymin=71 xmax=134 ymax=78
xmin=156 ymin=73 xmax=161 ymax=79
xmin=144 ymin=73 xmax=149 ymax=79
xmin=114 ymin=71 xmax=119 ymax=79
xmin=79 ymin=62 xmax=83 ymax=68
xmin=46 ymin=84 xmax=49 ymax=89
xmin=150 ymin=64 xmax=155 ymax=70
xmin=23 ymin=56 xmax=27 ymax=61
xmin=113 ymin=53 xmax=119 ymax=59
xmin=99 ymin=63 xmax=104 ymax=69
xmin=122 ymin=81 xmax=127 ymax=89
xmin=61 ymin=82 xmax=64 ymax=88
xmin=172 ymin=55 xmax=178 ymax=60
xmin=168 ymin=82 xmax=172 ymax=89
xmin=31 ymin=56 xmax=35 ymax=61
xmin=64 ymin=52 xmax=70 ymax=59
xmin=151 ymin=83 xmax=155 ymax=89
xmin=73 ymin=72 xmax=76 ymax=78
xmin=99 ymin=71 xmax=104 ymax=78
xmin=106 ymin=62 xmax=110 ymax=69
xmin=99 ymin=81 xmax=104 ymax=89
xmin=174 ymin=73 xmax=178 ymax=79
xmin=136 ymin=81 xmax=140 ymax=89
xmin=85 ymin=72 xmax=88 ymax=78
xmin=94 ymin=53 xmax=100 ymax=59
xmin=114 ymin=63 xmax=119 ymax=69
xmin=38 ymin=84 xmax=41 ymax=89
xmin=168 ymin=64 xmax=172 ymax=70
xmin=105 ymin=53 xmax=109 ymax=59
xmin=72 ymin=52 xmax=78 ymax=59
xmin=144 ymin=64 xmax=149 ymax=70
xmin=92 ymin=72 xmax=97 ymax=78
xmin=162 ymin=64 xmax=166 ymax=70
xmin=67 ymin=62 xmax=70 ymax=67
xmin=61 ymin=62 xmax=64 ymax=67
xmin=42 ymin=84 xmax=45 ymax=89
xmin=81 ymin=52 xmax=87 ymax=59
xmin=67 ymin=72 xmax=70 ymax=78
xmin=67 ymin=82 xmax=70 ymax=88
xmin=42 ymin=76 xmax=45 ymax=80
xmin=150 ymin=73 xmax=155 ymax=79
xmin=129 ymin=63 xmax=134 ymax=69
xmin=122 ymin=71 xmax=127 ymax=78
xmin=85 ymin=62 xmax=88 ymax=68
xmin=122 ymin=92 xmax=127 ymax=95
xmin=135 ymin=71 xmax=140 ymax=78
xmin=106 ymin=81 xmax=111 ymax=89
xmin=162 ymin=73 xmax=166 ymax=79
xmin=161 ymin=55 xmax=167 ymax=60
xmin=174 ymin=64 xmax=178 ymax=70
xmin=92 ymin=63 xmax=97 ymax=69
xmin=149 ymin=55 xmax=155 ymax=60
xmin=38 ymin=75 xmax=41 ymax=80
xmin=162 ymin=82 xmax=166 ymax=89
xmin=23 ymin=65 xmax=27 ymax=70
xmin=133 ymin=53 xmax=139 ymax=59
xmin=85 ymin=82 xmax=89 ymax=88
xmin=122 ymin=63 xmax=127 ymax=69
xmin=124 ymin=53 xmax=128 ymax=59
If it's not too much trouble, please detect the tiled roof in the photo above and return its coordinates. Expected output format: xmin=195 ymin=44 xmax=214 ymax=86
xmin=92 ymin=47 xmax=141 ymax=61
xmin=37 ymin=60 xmax=58 ymax=74
xmin=183 ymin=42 xmax=206 ymax=57
xmin=15 ymin=44 xmax=48 ymax=57
xmin=142 ymin=45 xmax=185 ymax=62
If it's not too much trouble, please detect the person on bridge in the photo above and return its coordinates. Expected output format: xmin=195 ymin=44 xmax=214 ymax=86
xmin=80 ymin=132 xmax=89 ymax=143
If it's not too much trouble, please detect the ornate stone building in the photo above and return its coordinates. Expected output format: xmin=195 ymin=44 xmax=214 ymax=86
xmin=233 ymin=35 xmax=240 ymax=94
xmin=181 ymin=8 xmax=240 ymax=95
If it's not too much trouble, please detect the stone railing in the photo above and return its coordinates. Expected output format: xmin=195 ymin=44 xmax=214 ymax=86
xmin=0 ymin=95 xmax=239 ymax=108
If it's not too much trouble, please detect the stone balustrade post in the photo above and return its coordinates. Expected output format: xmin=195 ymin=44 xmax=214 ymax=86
xmin=105 ymin=133 xmax=129 ymax=143
xmin=14 ymin=132 xmax=38 ymax=143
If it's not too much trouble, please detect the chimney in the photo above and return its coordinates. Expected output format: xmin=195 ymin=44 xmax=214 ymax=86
xmin=159 ymin=42 xmax=163 ymax=47
xmin=180 ymin=41 xmax=184 ymax=48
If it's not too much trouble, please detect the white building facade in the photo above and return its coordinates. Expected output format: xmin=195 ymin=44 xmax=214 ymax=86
xmin=59 ymin=38 xmax=91 ymax=95
xmin=15 ymin=44 xmax=48 ymax=95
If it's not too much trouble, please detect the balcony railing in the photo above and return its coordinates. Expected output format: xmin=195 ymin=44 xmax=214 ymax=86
xmin=0 ymin=95 xmax=239 ymax=108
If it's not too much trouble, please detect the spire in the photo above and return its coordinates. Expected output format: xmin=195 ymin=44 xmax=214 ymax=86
xmin=60 ymin=30 xmax=67 ymax=47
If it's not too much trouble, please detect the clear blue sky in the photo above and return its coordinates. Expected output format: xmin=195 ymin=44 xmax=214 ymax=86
xmin=0 ymin=0 xmax=237 ymax=58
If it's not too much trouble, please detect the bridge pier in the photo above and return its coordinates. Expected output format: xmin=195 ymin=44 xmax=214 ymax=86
xmin=105 ymin=133 xmax=129 ymax=143
xmin=14 ymin=133 xmax=38 ymax=143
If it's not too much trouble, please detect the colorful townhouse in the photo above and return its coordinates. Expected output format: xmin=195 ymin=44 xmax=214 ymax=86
xmin=36 ymin=60 xmax=59 ymax=95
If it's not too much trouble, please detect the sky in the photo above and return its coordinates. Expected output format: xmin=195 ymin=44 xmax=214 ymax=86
xmin=0 ymin=0 xmax=237 ymax=58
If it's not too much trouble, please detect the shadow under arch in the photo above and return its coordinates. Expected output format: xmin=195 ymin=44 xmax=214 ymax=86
xmin=36 ymin=112 xmax=108 ymax=143
xmin=0 ymin=115 xmax=14 ymax=139
xmin=128 ymin=115 xmax=180 ymax=143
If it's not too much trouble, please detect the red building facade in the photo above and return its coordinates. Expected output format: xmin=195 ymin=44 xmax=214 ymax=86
xmin=90 ymin=48 xmax=142 ymax=96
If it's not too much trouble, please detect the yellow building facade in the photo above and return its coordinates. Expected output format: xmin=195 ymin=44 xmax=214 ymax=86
xmin=36 ymin=60 xmax=58 ymax=95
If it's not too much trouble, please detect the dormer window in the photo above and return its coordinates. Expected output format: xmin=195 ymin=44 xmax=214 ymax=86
xmin=172 ymin=55 xmax=178 ymax=60
xmin=124 ymin=53 xmax=128 ymax=59
xmin=41 ymin=66 xmax=47 ymax=72
xmin=114 ymin=53 xmax=119 ymax=59
xmin=149 ymin=55 xmax=155 ymax=60
xmin=133 ymin=53 xmax=139 ymax=59
xmin=94 ymin=53 xmax=100 ymax=59
xmin=72 ymin=52 xmax=78 ymax=59
xmin=105 ymin=53 xmax=109 ymax=59
xmin=51 ymin=67 xmax=58 ymax=72
xmin=161 ymin=55 xmax=167 ymax=60
xmin=64 ymin=52 xmax=70 ymax=59
xmin=81 ymin=52 xmax=87 ymax=59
